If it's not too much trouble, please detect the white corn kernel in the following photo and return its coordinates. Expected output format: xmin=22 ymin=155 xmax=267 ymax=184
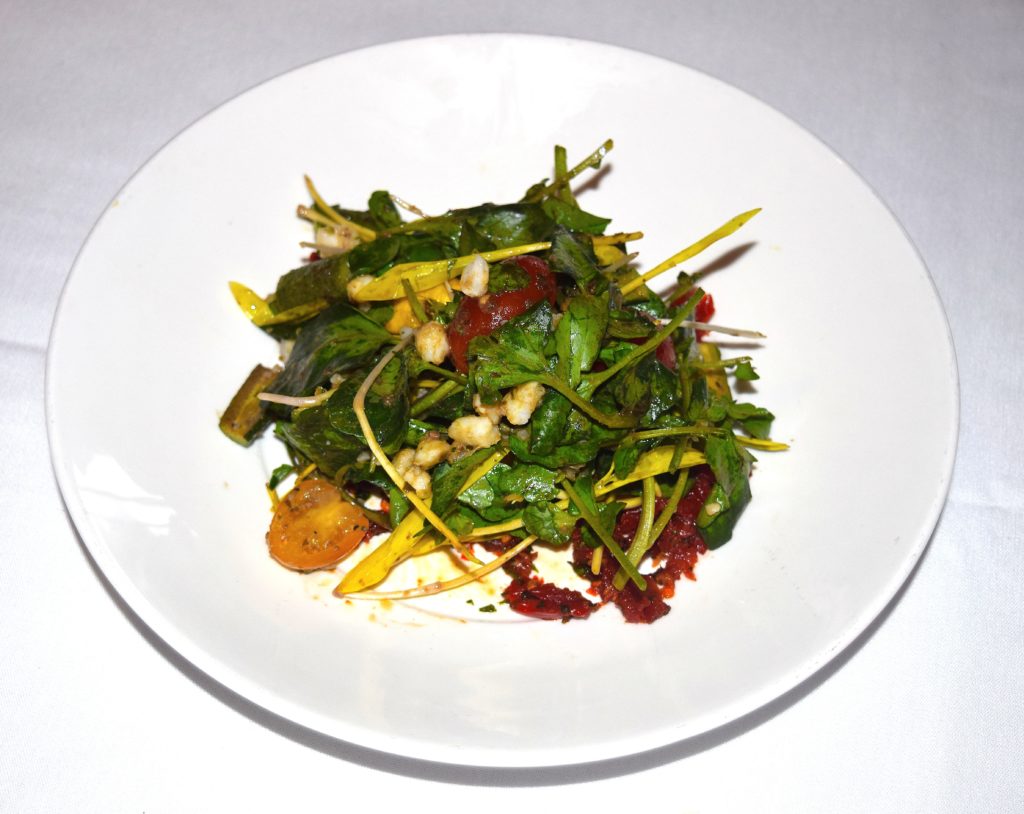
xmin=414 ymin=436 xmax=451 ymax=470
xmin=472 ymin=393 xmax=505 ymax=425
xmin=346 ymin=274 xmax=376 ymax=301
xmin=393 ymin=448 xmax=416 ymax=476
xmin=448 ymin=415 xmax=501 ymax=449
xmin=503 ymin=381 xmax=545 ymax=425
xmin=460 ymin=254 xmax=489 ymax=297
xmin=415 ymin=321 xmax=450 ymax=365
xmin=403 ymin=465 xmax=432 ymax=498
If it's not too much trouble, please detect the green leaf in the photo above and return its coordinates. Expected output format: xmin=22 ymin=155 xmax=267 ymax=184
xmin=347 ymin=235 xmax=402 ymax=277
xmin=430 ymin=447 xmax=501 ymax=517
xmin=468 ymin=301 xmax=554 ymax=401
xmin=274 ymin=410 xmax=364 ymax=477
xmin=461 ymin=203 xmax=555 ymax=248
xmin=279 ymin=352 xmax=410 ymax=474
xmin=607 ymin=309 xmax=656 ymax=340
xmin=368 ymin=190 xmax=402 ymax=229
xmin=699 ymin=434 xmax=752 ymax=549
xmin=528 ymin=390 xmax=572 ymax=456
xmin=734 ymin=360 xmax=760 ymax=381
xmin=493 ymin=464 xmax=560 ymax=503
xmin=522 ymin=502 xmax=577 ymax=546
xmin=326 ymin=354 xmax=409 ymax=454
xmin=271 ymin=254 xmax=349 ymax=312
xmin=487 ymin=262 xmax=530 ymax=294
xmin=547 ymin=226 xmax=600 ymax=283
xmin=555 ymin=291 xmax=608 ymax=388
xmin=540 ymin=197 xmax=611 ymax=235
xmin=267 ymin=464 xmax=294 ymax=490
xmin=612 ymin=442 xmax=641 ymax=480
xmin=724 ymin=402 xmax=775 ymax=440
xmin=272 ymin=303 xmax=394 ymax=396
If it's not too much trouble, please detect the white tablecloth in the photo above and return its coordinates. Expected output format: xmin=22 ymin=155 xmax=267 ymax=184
xmin=4 ymin=2 xmax=1022 ymax=811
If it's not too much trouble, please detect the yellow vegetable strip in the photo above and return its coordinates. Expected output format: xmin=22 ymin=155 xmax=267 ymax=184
xmin=335 ymin=510 xmax=427 ymax=594
xmin=349 ymin=242 xmax=552 ymax=302
xmin=296 ymin=205 xmax=350 ymax=232
xmin=461 ymin=447 xmax=510 ymax=493
xmin=352 ymin=336 xmax=477 ymax=563
xmin=736 ymin=436 xmax=791 ymax=451
xmin=228 ymin=281 xmax=327 ymax=327
xmin=343 ymin=536 xmax=539 ymax=600
xmin=592 ymin=231 xmax=644 ymax=246
xmin=303 ymin=175 xmax=377 ymax=242
xmin=595 ymin=448 xmax=706 ymax=495
xmin=619 ymin=208 xmax=761 ymax=295
xmin=335 ymin=447 xmax=507 ymax=594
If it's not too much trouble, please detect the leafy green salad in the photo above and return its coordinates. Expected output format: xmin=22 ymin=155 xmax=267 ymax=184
xmin=220 ymin=141 xmax=785 ymax=623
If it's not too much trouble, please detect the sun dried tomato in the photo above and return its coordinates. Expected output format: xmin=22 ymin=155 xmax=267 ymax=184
xmin=446 ymin=255 xmax=557 ymax=372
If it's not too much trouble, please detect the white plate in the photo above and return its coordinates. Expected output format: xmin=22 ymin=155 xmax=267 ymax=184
xmin=46 ymin=34 xmax=958 ymax=767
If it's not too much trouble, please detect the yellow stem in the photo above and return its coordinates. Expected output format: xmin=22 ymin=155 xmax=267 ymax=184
xmin=303 ymin=175 xmax=377 ymax=242
xmin=352 ymin=337 xmax=478 ymax=563
xmin=620 ymin=208 xmax=761 ymax=295
xmin=343 ymin=535 xmax=538 ymax=600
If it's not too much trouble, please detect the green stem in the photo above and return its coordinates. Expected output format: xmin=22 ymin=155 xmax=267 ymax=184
xmin=648 ymin=465 xmax=693 ymax=546
xmin=624 ymin=426 xmax=721 ymax=444
xmin=525 ymin=139 xmax=614 ymax=202
xmin=554 ymin=145 xmax=576 ymax=206
xmin=411 ymin=380 xmax=462 ymax=417
xmin=613 ymin=477 xmax=657 ymax=590
xmin=401 ymin=279 xmax=429 ymax=324
xmin=418 ymin=363 xmax=467 ymax=385
xmin=539 ymin=374 xmax=636 ymax=429
xmin=562 ymin=480 xmax=646 ymax=591
xmin=580 ymin=289 xmax=703 ymax=396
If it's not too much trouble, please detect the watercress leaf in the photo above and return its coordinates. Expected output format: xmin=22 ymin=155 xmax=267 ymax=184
xmin=487 ymin=262 xmax=530 ymax=294
xmin=540 ymin=197 xmax=611 ymax=235
xmin=607 ymin=309 xmax=656 ymax=340
xmin=612 ymin=442 xmax=641 ymax=480
xmin=725 ymin=402 xmax=776 ymax=440
xmin=522 ymin=502 xmax=577 ymax=546
xmin=457 ymin=220 xmax=496 ymax=255
xmin=468 ymin=301 xmax=554 ymax=400
xmin=273 ymin=303 xmax=394 ymax=396
xmin=555 ymin=291 xmax=608 ymax=387
xmin=598 ymin=339 xmax=640 ymax=367
xmin=528 ymin=390 xmax=572 ymax=456
xmin=494 ymin=464 xmax=560 ymax=504
xmin=547 ymin=226 xmax=600 ymax=283
xmin=430 ymin=447 xmax=502 ymax=517
xmin=461 ymin=203 xmax=555 ymax=248
xmin=734 ymin=360 xmax=760 ymax=381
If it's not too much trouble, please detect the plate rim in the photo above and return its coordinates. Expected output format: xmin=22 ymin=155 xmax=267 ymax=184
xmin=44 ymin=32 xmax=960 ymax=768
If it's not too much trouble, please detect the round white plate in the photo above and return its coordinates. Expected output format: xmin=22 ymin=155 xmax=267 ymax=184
xmin=46 ymin=34 xmax=958 ymax=767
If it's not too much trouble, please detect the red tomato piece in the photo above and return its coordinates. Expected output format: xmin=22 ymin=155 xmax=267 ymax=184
xmin=446 ymin=255 xmax=557 ymax=372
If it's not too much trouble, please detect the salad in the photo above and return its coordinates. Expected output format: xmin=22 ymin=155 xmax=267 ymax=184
xmin=220 ymin=141 xmax=785 ymax=623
